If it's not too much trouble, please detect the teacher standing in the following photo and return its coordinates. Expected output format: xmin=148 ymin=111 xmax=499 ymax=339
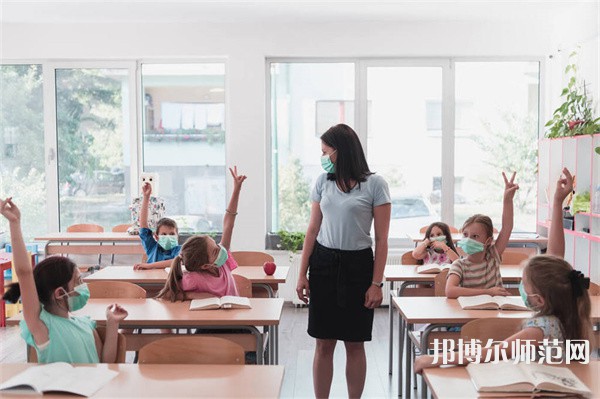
xmin=296 ymin=124 xmax=391 ymax=398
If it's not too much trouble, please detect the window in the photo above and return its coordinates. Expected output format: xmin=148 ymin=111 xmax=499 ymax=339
xmin=0 ymin=65 xmax=47 ymax=241
xmin=270 ymin=62 xmax=355 ymax=233
xmin=141 ymin=63 xmax=226 ymax=233
xmin=56 ymin=68 xmax=132 ymax=230
xmin=454 ymin=62 xmax=539 ymax=232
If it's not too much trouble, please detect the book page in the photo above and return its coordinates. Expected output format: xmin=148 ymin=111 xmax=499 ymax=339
xmin=417 ymin=264 xmax=448 ymax=274
xmin=522 ymin=363 xmax=591 ymax=396
xmin=0 ymin=362 xmax=73 ymax=394
xmin=190 ymin=297 xmax=221 ymax=310
xmin=467 ymin=362 xmax=533 ymax=392
xmin=44 ymin=366 xmax=118 ymax=397
xmin=498 ymin=296 xmax=527 ymax=310
xmin=220 ymin=296 xmax=251 ymax=309
xmin=458 ymin=295 xmax=496 ymax=309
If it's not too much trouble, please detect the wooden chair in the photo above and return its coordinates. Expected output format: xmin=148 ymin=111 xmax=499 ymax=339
xmin=232 ymin=251 xmax=276 ymax=298
xmin=87 ymin=281 xmax=147 ymax=299
xmin=138 ymin=336 xmax=245 ymax=365
xmin=111 ymin=224 xmax=131 ymax=232
xmin=433 ymin=269 xmax=449 ymax=297
xmin=66 ymin=223 xmax=104 ymax=232
xmin=419 ymin=225 xmax=459 ymax=234
xmin=461 ymin=317 xmax=526 ymax=343
xmin=401 ymin=251 xmax=419 ymax=265
xmin=232 ymin=274 xmax=253 ymax=298
xmin=28 ymin=326 xmax=126 ymax=363
xmin=501 ymin=250 xmax=529 ymax=265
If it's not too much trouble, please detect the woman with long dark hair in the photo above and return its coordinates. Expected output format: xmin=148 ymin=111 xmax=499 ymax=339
xmin=296 ymin=124 xmax=391 ymax=398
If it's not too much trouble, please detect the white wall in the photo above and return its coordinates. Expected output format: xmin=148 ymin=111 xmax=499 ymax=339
xmin=2 ymin=18 xmax=598 ymax=249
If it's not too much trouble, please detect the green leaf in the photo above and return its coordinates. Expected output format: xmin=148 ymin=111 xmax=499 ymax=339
xmin=561 ymin=88 xmax=569 ymax=96
xmin=595 ymin=147 xmax=600 ymax=155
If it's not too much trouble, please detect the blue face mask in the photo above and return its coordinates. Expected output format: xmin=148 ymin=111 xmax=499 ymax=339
xmin=61 ymin=283 xmax=90 ymax=312
xmin=321 ymin=152 xmax=336 ymax=173
xmin=519 ymin=282 xmax=535 ymax=309
xmin=214 ymin=244 xmax=228 ymax=267
xmin=457 ymin=237 xmax=485 ymax=255
xmin=158 ymin=235 xmax=178 ymax=251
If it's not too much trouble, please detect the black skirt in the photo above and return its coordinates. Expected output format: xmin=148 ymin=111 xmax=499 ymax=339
xmin=307 ymin=241 xmax=374 ymax=342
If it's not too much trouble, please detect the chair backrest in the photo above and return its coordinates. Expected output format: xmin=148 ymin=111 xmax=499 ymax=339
xmin=66 ymin=223 xmax=104 ymax=233
xmin=232 ymin=274 xmax=253 ymax=298
xmin=461 ymin=318 xmax=526 ymax=343
xmin=501 ymin=250 xmax=530 ymax=265
xmin=419 ymin=225 xmax=459 ymax=234
xmin=111 ymin=224 xmax=131 ymax=233
xmin=433 ymin=269 xmax=449 ymax=296
xmin=589 ymin=282 xmax=600 ymax=296
xmin=28 ymin=326 xmax=126 ymax=363
xmin=231 ymin=251 xmax=274 ymax=265
xmin=138 ymin=336 xmax=245 ymax=365
xmin=88 ymin=281 xmax=147 ymax=299
xmin=401 ymin=251 xmax=419 ymax=265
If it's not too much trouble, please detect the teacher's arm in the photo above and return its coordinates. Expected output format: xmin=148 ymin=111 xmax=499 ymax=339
xmin=296 ymin=201 xmax=323 ymax=304
xmin=365 ymin=203 xmax=391 ymax=309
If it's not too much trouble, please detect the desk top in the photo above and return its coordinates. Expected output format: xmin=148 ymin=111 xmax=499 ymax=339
xmin=35 ymin=232 xmax=140 ymax=242
xmin=423 ymin=361 xmax=599 ymax=399
xmin=0 ymin=363 xmax=285 ymax=398
xmin=384 ymin=264 xmax=523 ymax=283
xmin=84 ymin=266 xmax=289 ymax=284
xmin=409 ymin=233 xmax=548 ymax=245
xmin=392 ymin=296 xmax=600 ymax=324
xmin=7 ymin=298 xmax=284 ymax=327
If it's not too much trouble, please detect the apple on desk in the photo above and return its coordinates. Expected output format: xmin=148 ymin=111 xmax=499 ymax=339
xmin=263 ymin=261 xmax=277 ymax=275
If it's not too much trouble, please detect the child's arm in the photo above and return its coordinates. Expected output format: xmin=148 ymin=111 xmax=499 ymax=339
xmin=415 ymin=325 xmax=544 ymax=373
xmin=0 ymin=198 xmax=49 ymax=345
xmin=140 ymin=183 xmax=152 ymax=229
xmin=429 ymin=240 xmax=460 ymax=262
xmin=445 ymin=274 xmax=510 ymax=298
xmin=495 ymin=171 xmax=519 ymax=255
xmin=412 ymin=239 xmax=430 ymax=260
xmin=134 ymin=259 xmax=171 ymax=270
xmin=100 ymin=303 xmax=128 ymax=363
xmin=547 ymin=168 xmax=573 ymax=258
xmin=220 ymin=166 xmax=247 ymax=251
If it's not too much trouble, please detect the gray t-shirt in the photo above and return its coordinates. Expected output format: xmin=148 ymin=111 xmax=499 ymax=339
xmin=311 ymin=173 xmax=391 ymax=250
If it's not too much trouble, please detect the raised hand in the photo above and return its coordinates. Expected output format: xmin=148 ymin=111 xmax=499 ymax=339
xmin=502 ymin=171 xmax=519 ymax=201
xmin=0 ymin=197 xmax=21 ymax=223
xmin=229 ymin=166 xmax=247 ymax=189
xmin=554 ymin=167 xmax=574 ymax=203
xmin=142 ymin=182 xmax=152 ymax=198
xmin=106 ymin=303 xmax=128 ymax=324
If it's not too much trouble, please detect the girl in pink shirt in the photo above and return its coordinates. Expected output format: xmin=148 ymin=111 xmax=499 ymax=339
xmin=157 ymin=166 xmax=247 ymax=301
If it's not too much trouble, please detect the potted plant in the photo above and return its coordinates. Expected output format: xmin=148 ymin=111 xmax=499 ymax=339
xmin=277 ymin=230 xmax=305 ymax=263
xmin=545 ymin=50 xmax=600 ymax=138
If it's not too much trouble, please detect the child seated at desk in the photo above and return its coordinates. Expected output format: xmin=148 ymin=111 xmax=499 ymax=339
xmin=134 ymin=182 xmax=181 ymax=270
xmin=1 ymin=198 xmax=128 ymax=364
xmin=445 ymin=172 xmax=518 ymax=299
xmin=157 ymin=166 xmax=246 ymax=301
xmin=412 ymin=222 xmax=460 ymax=264
xmin=416 ymin=168 xmax=593 ymax=373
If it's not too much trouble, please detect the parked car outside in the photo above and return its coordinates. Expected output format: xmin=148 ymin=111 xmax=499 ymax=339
xmin=387 ymin=194 xmax=439 ymax=238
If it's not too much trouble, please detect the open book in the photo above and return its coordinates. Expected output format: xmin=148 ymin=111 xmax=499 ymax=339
xmin=467 ymin=362 xmax=592 ymax=398
xmin=458 ymin=295 xmax=528 ymax=311
xmin=190 ymin=296 xmax=251 ymax=310
xmin=416 ymin=263 xmax=451 ymax=274
xmin=0 ymin=362 xmax=118 ymax=397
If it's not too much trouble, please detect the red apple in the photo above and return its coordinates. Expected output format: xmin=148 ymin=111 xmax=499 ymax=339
xmin=263 ymin=261 xmax=276 ymax=275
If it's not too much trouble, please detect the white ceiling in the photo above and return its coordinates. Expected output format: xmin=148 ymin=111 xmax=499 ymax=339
xmin=1 ymin=0 xmax=598 ymax=24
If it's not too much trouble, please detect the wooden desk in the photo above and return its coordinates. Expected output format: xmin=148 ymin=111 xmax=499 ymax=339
xmin=34 ymin=232 xmax=143 ymax=261
xmin=393 ymin=296 xmax=600 ymax=398
xmin=7 ymin=298 xmax=285 ymax=365
xmin=423 ymin=361 xmax=600 ymax=399
xmin=83 ymin=266 xmax=290 ymax=298
xmin=385 ymin=264 xmax=524 ymax=376
xmin=409 ymin=233 xmax=548 ymax=253
xmin=0 ymin=363 xmax=285 ymax=398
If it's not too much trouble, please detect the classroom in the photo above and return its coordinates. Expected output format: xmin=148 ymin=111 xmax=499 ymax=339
xmin=0 ymin=1 xmax=599 ymax=398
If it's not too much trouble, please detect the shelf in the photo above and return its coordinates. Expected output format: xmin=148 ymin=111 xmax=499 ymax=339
xmin=577 ymin=212 xmax=600 ymax=218
xmin=563 ymin=229 xmax=600 ymax=242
